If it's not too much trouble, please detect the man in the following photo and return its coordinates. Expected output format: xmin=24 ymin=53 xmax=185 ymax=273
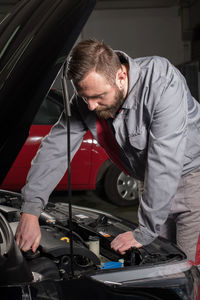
xmin=16 ymin=39 xmax=200 ymax=263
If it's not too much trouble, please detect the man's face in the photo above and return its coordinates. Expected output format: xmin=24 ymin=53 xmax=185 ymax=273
xmin=73 ymin=70 xmax=125 ymax=119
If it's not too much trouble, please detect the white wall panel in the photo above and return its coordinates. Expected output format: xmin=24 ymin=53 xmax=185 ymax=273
xmin=82 ymin=7 xmax=184 ymax=65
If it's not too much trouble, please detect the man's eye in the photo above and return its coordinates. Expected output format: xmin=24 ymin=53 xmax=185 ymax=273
xmin=96 ymin=95 xmax=104 ymax=100
xmin=82 ymin=95 xmax=104 ymax=102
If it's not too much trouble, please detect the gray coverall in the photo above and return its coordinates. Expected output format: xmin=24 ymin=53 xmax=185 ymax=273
xmin=22 ymin=52 xmax=200 ymax=263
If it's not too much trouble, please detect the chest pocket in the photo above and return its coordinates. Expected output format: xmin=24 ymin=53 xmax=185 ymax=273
xmin=129 ymin=126 xmax=148 ymax=150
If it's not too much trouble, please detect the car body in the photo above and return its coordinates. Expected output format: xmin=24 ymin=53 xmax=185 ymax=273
xmin=0 ymin=1 xmax=200 ymax=300
xmin=0 ymin=89 xmax=108 ymax=192
xmin=0 ymin=89 xmax=139 ymax=206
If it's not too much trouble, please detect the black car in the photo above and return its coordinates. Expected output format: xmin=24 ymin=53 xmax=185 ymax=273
xmin=0 ymin=1 xmax=200 ymax=300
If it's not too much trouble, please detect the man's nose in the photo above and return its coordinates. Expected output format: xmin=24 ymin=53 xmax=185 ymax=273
xmin=87 ymin=100 xmax=98 ymax=111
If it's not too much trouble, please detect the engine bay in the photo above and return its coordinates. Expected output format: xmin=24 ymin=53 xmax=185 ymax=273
xmin=0 ymin=190 xmax=186 ymax=282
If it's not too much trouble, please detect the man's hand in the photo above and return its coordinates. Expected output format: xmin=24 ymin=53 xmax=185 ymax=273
xmin=111 ymin=231 xmax=143 ymax=255
xmin=15 ymin=213 xmax=41 ymax=253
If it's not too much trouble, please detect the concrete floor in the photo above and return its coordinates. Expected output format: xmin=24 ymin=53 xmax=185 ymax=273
xmin=50 ymin=190 xmax=138 ymax=224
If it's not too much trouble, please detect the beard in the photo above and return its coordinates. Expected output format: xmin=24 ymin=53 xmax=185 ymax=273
xmin=95 ymin=86 xmax=125 ymax=120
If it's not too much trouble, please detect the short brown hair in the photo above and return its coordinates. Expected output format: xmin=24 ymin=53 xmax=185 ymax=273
xmin=67 ymin=39 xmax=121 ymax=84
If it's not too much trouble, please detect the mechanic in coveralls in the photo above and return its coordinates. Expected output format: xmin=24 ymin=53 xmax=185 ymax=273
xmin=16 ymin=39 xmax=200 ymax=264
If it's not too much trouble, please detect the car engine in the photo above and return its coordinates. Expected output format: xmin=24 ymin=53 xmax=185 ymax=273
xmin=0 ymin=190 xmax=186 ymax=282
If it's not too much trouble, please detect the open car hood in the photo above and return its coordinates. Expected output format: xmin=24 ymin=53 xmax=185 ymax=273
xmin=0 ymin=0 xmax=96 ymax=184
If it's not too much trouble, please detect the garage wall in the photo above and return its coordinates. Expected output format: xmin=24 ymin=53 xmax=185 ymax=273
xmin=190 ymin=0 xmax=200 ymax=29
xmin=82 ymin=6 xmax=184 ymax=65
xmin=0 ymin=1 xmax=198 ymax=96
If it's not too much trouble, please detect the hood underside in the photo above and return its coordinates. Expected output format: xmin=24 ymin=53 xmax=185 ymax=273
xmin=0 ymin=0 xmax=96 ymax=184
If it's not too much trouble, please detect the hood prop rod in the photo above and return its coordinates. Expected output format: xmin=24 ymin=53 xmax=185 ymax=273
xmin=61 ymin=62 xmax=74 ymax=278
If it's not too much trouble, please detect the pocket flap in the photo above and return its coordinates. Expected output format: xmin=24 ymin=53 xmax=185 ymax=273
xmin=129 ymin=127 xmax=147 ymax=150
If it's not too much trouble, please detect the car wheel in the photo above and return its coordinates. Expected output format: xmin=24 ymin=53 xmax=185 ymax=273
xmin=104 ymin=164 xmax=139 ymax=206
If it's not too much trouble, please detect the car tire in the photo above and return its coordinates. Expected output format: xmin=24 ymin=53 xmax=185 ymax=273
xmin=104 ymin=164 xmax=139 ymax=207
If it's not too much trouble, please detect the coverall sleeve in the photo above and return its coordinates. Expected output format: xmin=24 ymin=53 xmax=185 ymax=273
xmin=21 ymin=98 xmax=87 ymax=217
xmin=133 ymin=70 xmax=188 ymax=245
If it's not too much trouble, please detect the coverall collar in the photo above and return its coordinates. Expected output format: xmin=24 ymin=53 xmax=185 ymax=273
xmin=115 ymin=50 xmax=141 ymax=110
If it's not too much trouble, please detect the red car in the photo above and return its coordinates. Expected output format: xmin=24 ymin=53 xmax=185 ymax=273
xmin=0 ymin=90 xmax=138 ymax=206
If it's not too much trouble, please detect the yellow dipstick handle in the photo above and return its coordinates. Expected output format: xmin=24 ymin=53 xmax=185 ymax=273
xmin=60 ymin=237 xmax=70 ymax=243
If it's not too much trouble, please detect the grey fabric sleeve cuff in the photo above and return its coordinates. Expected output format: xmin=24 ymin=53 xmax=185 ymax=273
xmin=21 ymin=201 xmax=43 ymax=217
xmin=132 ymin=227 xmax=157 ymax=246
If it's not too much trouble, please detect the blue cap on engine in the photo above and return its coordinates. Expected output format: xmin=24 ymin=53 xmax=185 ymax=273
xmin=101 ymin=261 xmax=123 ymax=270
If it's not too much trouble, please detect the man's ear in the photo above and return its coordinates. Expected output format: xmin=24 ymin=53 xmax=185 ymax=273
xmin=116 ymin=68 xmax=126 ymax=89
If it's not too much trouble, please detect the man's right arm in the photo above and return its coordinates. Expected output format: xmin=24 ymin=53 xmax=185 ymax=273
xmin=16 ymin=98 xmax=87 ymax=251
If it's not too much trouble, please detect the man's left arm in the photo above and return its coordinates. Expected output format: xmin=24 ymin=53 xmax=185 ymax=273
xmin=111 ymin=69 xmax=188 ymax=253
